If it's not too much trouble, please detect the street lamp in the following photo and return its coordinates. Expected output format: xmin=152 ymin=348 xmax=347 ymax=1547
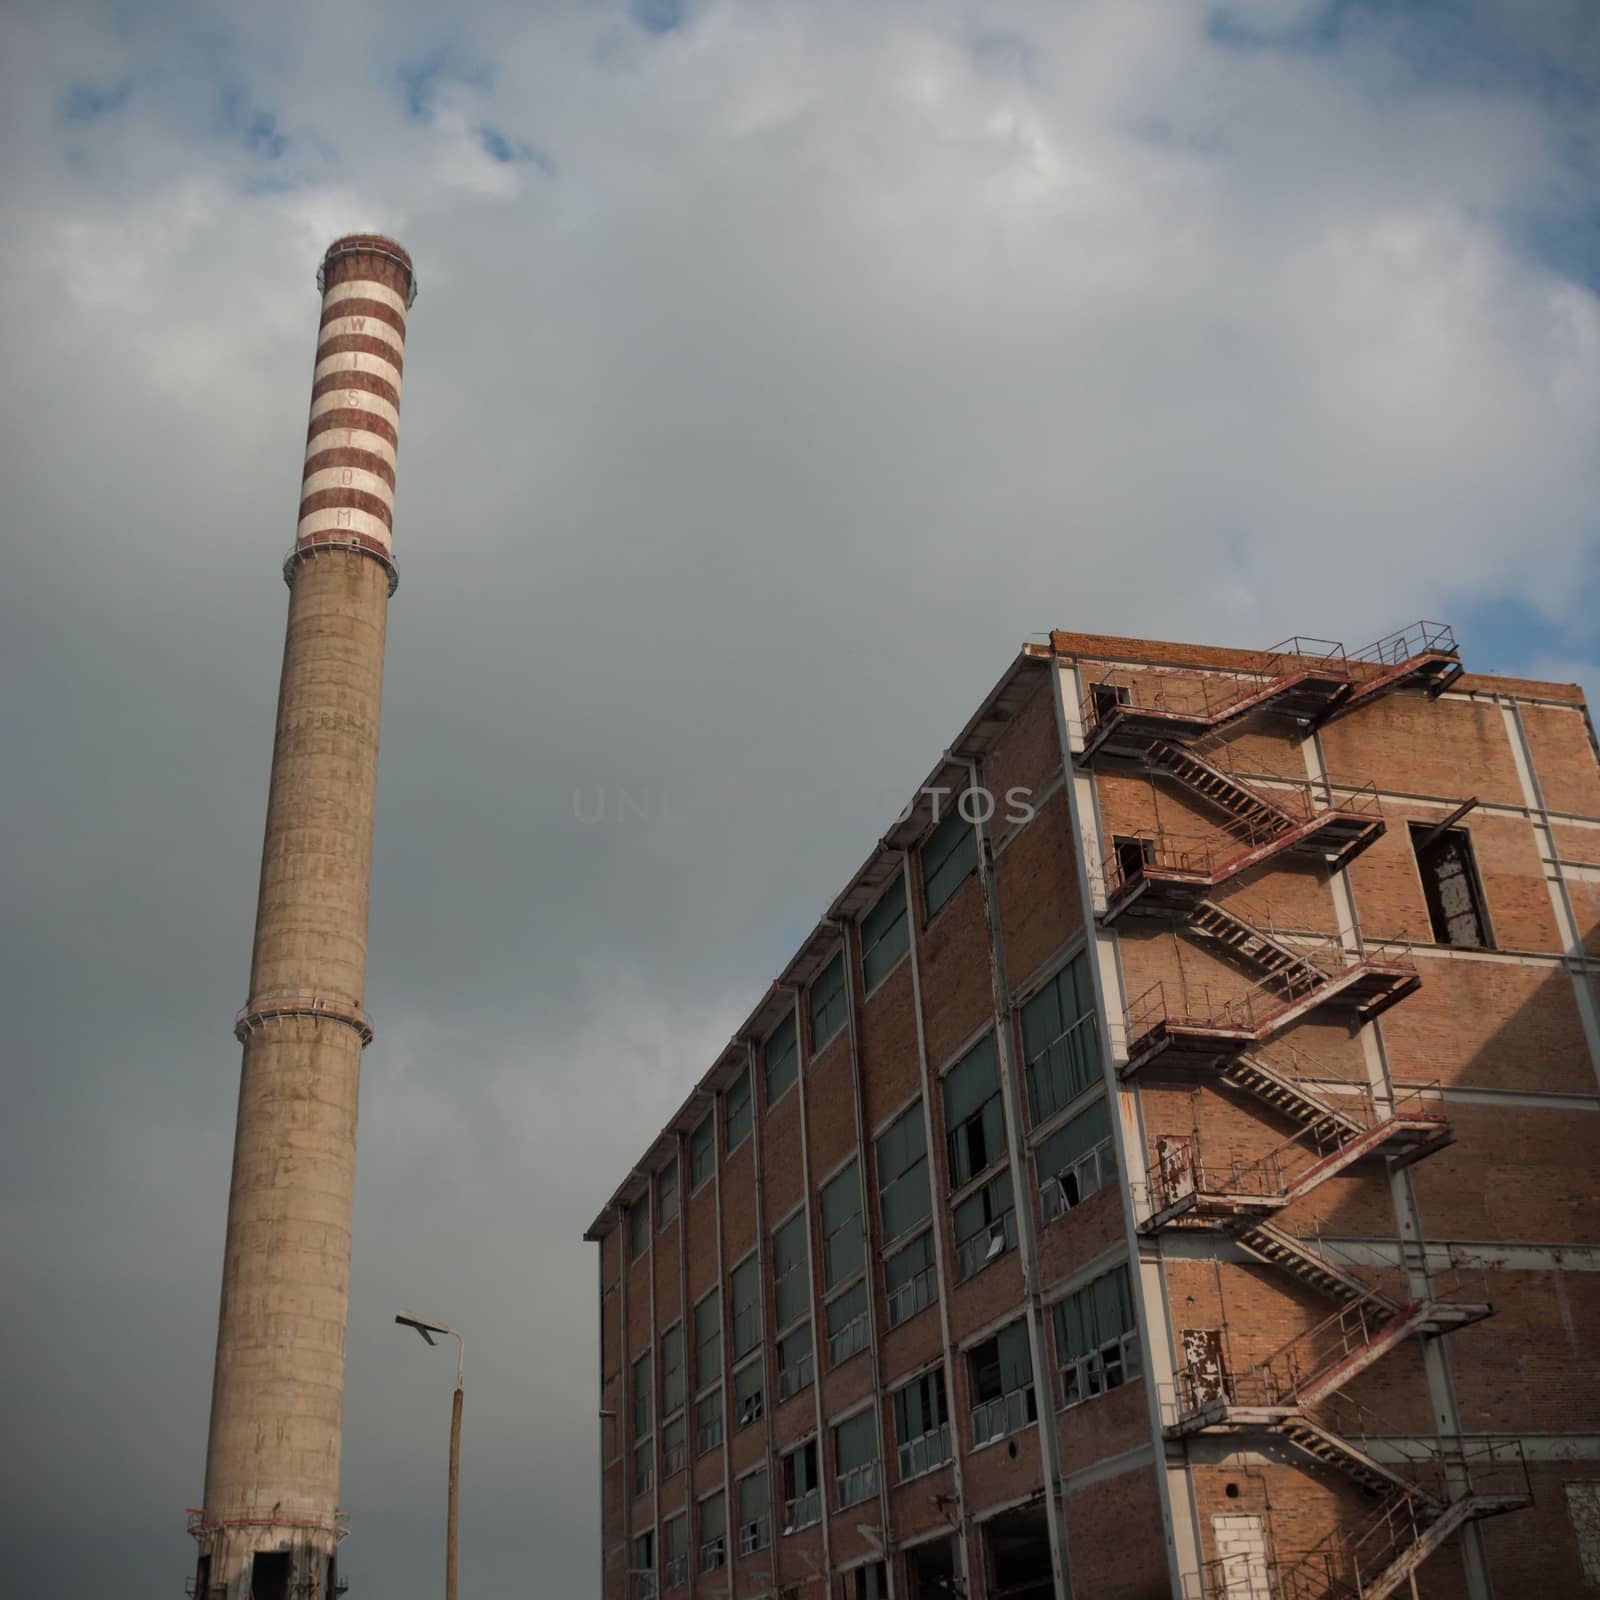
xmin=396 ymin=1311 xmax=464 ymax=1600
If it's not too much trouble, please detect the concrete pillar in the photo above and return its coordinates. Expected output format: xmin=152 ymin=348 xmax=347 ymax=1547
xmin=194 ymin=236 xmax=416 ymax=1600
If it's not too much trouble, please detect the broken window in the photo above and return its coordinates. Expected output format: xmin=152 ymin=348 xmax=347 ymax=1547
xmin=810 ymin=952 xmax=848 ymax=1053
xmin=968 ymin=1321 xmax=1036 ymax=1447
xmin=764 ymin=1011 xmax=799 ymax=1107
xmin=738 ymin=1468 xmax=771 ymax=1555
xmin=1091 ymin=680 xmax=1130 ymax=725
xmin=844 ymin=1561 xmax=888 ymax=1600
xmin=734 ymin=1355 xmax=764 ymax=1430
xmin=861 ymin=876 xmax=909 ymax=991
xmin=893 ymin=1368 xmax=951 ymax=1480
xmin=633 ymin=1531 xmax=654 ymax=1599
xmin=1021 ymin=954 xmax=1098 ymax=1125
xmin=952 ymin=1169 xmax=1015 ymax=1282
xmin=904 ymin=1536 xmax=959 ymax=1600
xmin=782 ymin=1439 xmax=821 ymax=1532
xmin=1411 ymin=823 xmax=1493 ymax=948
xmin=729 ymin=1255 xmax=761 ymax=1359
xmin=251 ymin=1554 xmax=289 ymax=1600
xmin=690 ymin=1112 xmax=715 ymax=1191
xmin=698 ymin=1491 xmax=727 ymax=1573
xmin=724 ymin=1067 xmax=752 ymax=1153
xmin=1035 ymin=1098 xmax=1114 ymax=1222
xmin=1054 ymin=1263 xmax=1141 ymax=1407
xmin=876 ymin=1101 xmax=931 ymax=1243
xmin=883 ymin=1230 xmax=935 ymax=1329
xmin=658 ymin=1156 xmax=678 ymax=1226
xmin=632 ymin=1351 xmax=653 ymax=1440
xmin=984 ymin=1504 xmax=1053 ymax=1600
xmin=826 ymin=1279 xmax=870 ymax=1368
xmin=834 ymin=1408 xmax=880 ymax=1509
xmin=820 ymin=1160 xmax=864 ymax=1290
xmin=944 ymin=1034 xmax=1006 ymax=1187
xmin=1112 ymin=833 xmax=1155 ymax=891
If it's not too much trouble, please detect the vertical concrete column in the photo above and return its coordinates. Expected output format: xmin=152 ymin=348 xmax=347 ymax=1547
xmin=196 ymin=237 xmax=416 ymax=1600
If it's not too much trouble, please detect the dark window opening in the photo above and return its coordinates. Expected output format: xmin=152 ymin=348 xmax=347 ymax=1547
xmin=251 ymin=1553 xmax=290 ymax=1600
xmin=1091 ymin=682 xmax=1130 ymax=724
xmin=1112 ymin=834 xmax=1154 ymax=887
xmin=1411 ymin=824 xmax=1493 ymax=948
xmin=194 ymin=1556 xmax=212 ymax=1599
xmin=845 ymin=1559 xmax=888 ymax=1599
xmin=904 ymin=1536 xmax=959 ymax=1600
xmin=984 ymin=1504 xmax=1053 ymax=1600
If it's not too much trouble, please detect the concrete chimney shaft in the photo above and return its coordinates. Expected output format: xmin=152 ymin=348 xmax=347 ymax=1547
xmin=194 ymin=236 xmax=416 ymax=1600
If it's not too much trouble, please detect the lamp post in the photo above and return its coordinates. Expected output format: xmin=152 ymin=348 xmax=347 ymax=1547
xmin=396 ymin=1311 xmax=464 ymax=1600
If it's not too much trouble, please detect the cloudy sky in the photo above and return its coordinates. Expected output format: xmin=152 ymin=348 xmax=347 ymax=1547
xmin=2 ymin=0 xmax=1597 ymax=1594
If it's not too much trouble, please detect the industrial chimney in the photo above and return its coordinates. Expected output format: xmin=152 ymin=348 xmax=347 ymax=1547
xmin=191 ymin=235 xmax=417 ymax=1600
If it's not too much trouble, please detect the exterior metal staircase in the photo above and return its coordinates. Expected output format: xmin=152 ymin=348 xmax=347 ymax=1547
xmin=1100 ymin=770 xmax=1386 ymax=924
xmin=1235 ymin=1221 xmax=1387 ymax=1307
xmin=1079 ymin=622 xmax=1461 ymax=761
xmin=1122 ymin=917 xmax=1419 ymax=1075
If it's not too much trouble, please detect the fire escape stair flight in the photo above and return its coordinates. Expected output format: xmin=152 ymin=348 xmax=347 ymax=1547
xmin=1102 ymin=745 xmax=1387 ymax=925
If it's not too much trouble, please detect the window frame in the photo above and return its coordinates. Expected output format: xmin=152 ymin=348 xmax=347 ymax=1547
xmin=809 ymin=951 xmax=849 ymax=1055
xmin=860 ymin=875 xmax=910 ymax=993
xmin=658 ymin=1154 xmax=679 ymax=1228
xmin=819 ymin=1159 xmax=865 ymax=1291
xmin=921 ymin=804 xmax=978 ymax=923
xmin=724 ymin=1068 xmax=753 ymax=1153
xmin=764 ymin=1011 xmax=799 ymax=1109
xmin=942 ymin=1034 xmax=1006 ymax=1190
xmin=875 ymin=1100 xmax=931 ymax=1246
xmin=689 ymin=1112 xmax=716 ymax=1192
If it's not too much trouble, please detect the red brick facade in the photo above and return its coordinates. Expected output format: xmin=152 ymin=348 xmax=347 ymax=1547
xmin=588 ymin=624 xmax=1600 ymax=1600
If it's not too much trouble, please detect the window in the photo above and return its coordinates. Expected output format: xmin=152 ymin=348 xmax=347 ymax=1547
xmin=968 ymin=1321 xmax=1036 ymax=1447
xmin=698 ymin=1491 xmax=727 ymax=1573
xmin=632 ymin=1351 xmax=653 ymax=1441
xmin=1036 ymin=1099 xmax=1114 ymax=1222
xmin=1054 ymin=1264 xmax=1141 ymax=1408
xmin=725 ymin=1068 xmax=752 ymax=1152
xmin=1021 ymin=954 xmax=1098 ymax=1125
xmin=1111 ymin=834 xmax=1155 ymax=891
xmin=662 ymin=1413 xmax=686 ymax=1478
xmin=633 ymin=1436 xmax=653 ymax=1499
xmin=921 ymin=803 xmax=978 ymax=920
xmin=952 ymin=1169 xmax=1016 ymax=1282
xmin=730 ymin=1255 xmax=761 ymax=1360
xmin=695 ymin=1388 xmax=723 ymax=1456
xmin=820 ymin=1161 xmax=864 ymax=1290
xmin=782 ymin=1440 xmax=821 ymax=1532
xmin=810 ymin=952 xmax=848 ymax=1053
xmin=737 ymin=1469 xmax=771 ymax=1555
xmin=690 ymin=1113 xmax=715 ymax=1191
xmin=861 ymin=877 xmax=909 ymax=991
xmin=772 ymin=1212 xmax=810 ymax=1331
xmin=894 ymin=1369 xmax=951 ymax=1480
xmin=661 ymin=1323 xmax=685 ymax=1416
xmin=734 ymin=1355 xmax=765 ymax=1429
xmin=943 ymin=1035 xmax=1005 ymax=1188
xmin=884 ymin=1231 xmax=935 ymax=1329
xmin=658 ymin=1156 xmax=679 ymax=1226
xmin=765 ymin=1011 xmax=798 ymax=1109
xmin=834 ymin=1409 xmax=880 ymax=1510
xmin=876 ymin=1102 xmax=930 ymax=1243
xmin=826 ymin=1280 xmax=869 ymax=1368
xmin=629 ymin=1199 xmax=650 ymax=1261
xmin=1091 ymin=680 xmax=1130 ymax=724
xmin=777 ymin=1322 xmax=814 ymax=1401
xmin=663 ymin=1513 xmax=689 ymax=1589
xmin=1411 ymin=823 xmax=1493 ymax=948
xmin=663 ymin=1513 xmax=688 ymax=1589
xmin=694 ymin=1290 xmax=722 ymax=1391
xmin=847 ymin=1562 xmax=888 ymax=1600
xmin=633 ymin=1532 xmax=654 ymax=1600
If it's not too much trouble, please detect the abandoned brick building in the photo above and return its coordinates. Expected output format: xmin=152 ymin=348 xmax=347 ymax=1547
xmin=584 ymin=623 xmax=1600 ymax=1600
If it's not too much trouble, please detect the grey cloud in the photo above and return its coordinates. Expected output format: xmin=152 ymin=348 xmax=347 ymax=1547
xmin=2 ymin=1 xmax=1597 ymax=1596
